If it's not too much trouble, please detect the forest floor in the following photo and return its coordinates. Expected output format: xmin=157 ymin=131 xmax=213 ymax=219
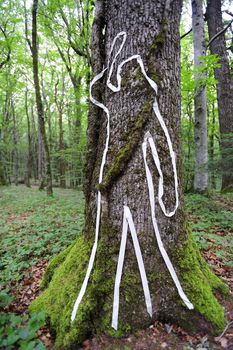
xmin=0 ymin=186 xmax=233 ymax=350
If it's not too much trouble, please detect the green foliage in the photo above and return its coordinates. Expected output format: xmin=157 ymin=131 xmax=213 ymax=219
xmin=0 ymin=290 xmax=14 ymax=308
xmin=0 ymin=186 xmax=85 ymax=287
xmin=180 ymin=18 xmax=224 ymax=192
xmin=0 ymin=290 xmax=46 ymax=350
xmin=185 ymin=193 xmax=233 ymax=266
xmin=193 ymin=54 xmax=220 ymax=89
xmin=0 ymin=0 xmax=92 ymax=188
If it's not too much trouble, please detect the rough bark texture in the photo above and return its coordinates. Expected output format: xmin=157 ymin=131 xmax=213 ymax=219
xmin=25 ymin=88 xmax=32 ymax=187
xmin=206 ymin=0 xmax=233 ymax=192
xmin=191 ymin=0 xmax=208 ymax=193
xmin=11 ymin=99 xmax=19 ymax=186
xmin=30 ymin=1 xmax=228 ymax=348
xmin=55 ymin=78 xmax=66 ymax=188
xmin=32 ymin=0 xmax=53 ymax=196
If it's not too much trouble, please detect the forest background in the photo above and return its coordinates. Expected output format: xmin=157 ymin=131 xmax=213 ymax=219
xmin=0 ymin=0 xmax=233 ymax=349
xmin=0 ymin=0 xmax=231 ymax=194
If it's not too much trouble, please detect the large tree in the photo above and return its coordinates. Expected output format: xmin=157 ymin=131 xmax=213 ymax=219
xmin=31 ymin=0 xmax=228 ymax=348
xmin=206 ymin=0 xmax=233 ymax=192
xmin=31 ymin=0 xmax=53 ymax=195
xmin=191 ymin=0 xmax=208 ymax=193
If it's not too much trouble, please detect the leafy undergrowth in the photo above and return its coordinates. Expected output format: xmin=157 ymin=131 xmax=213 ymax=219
xmin=185 ymin=193 xmax=233 ymax=267
xmin=0 ymin=186 xmax=232 ymax=349
xmin=0 ymin=185 xmax=84 ymax=349
xmin=0 ymin=186 xmax=84 ymax=285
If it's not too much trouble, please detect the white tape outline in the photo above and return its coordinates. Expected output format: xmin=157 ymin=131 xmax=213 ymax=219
xmin=111 ymin=205 xmax=153 ymax=330
xmin=71 ymin=31 xmax=194 ymax=326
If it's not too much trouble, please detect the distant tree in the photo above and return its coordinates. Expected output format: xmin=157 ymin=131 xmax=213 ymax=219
xmin=40 ymin=0 xmax=92 ymax=187
xmin=191 ymin=0 xmax=208 ymax=193
xmin=206 ymin=0 xmax=233 ymax=191
xmin=31 ymin=0 xmax=53 ymax=195
xmin=0 ymin=22 xmax=11 ymax=69
xmin=54 ymin=75 xmax=66 ymax=188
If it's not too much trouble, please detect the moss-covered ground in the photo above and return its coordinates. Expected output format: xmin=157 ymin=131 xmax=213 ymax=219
xmin=1 ymin=187 xmax=233 ymax=349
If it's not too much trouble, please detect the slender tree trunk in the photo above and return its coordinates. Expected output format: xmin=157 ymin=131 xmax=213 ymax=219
xmin=0 ymin=129 xmax=7 ymax=186
xmin=25 ymin=88 xmax=32 ymax=187
xmin=38 ymin=123 xmax=46 ymax=190
xmin=2 ymin=91 xmax=11 ymax=185
xmin=0 ymin=95 xmax=8 ymax=186
xmin=206 ymin=0 xmax=233 ymax=192
xmin=191 ymin=0 xmax=208 ymax=193
xmin=11 ymin=99 xmax=19 ymax=186
xmin=55 ymin=78 xmax=66 ymax=188
xmin=185 ymin=103 xmax=194 ymax=192
xmin=31 ymin=1 xmax=227 ymax=347
xmin=41 ymin=72 xmax=53 ymax=153
xmin=30 ymin=104 xmax=38 ymax=181
xmin=209 ymin=101 xmax=216 ymax=189
xmin=32 ymin=0 xmax=53 ymax=196
xmin=67 ymin=108 xmax=74 ymax=188
xmin=72 ymin=82 xmax=82 ymax=188
xmin=58 ymin=112 xmax=66 ymax=188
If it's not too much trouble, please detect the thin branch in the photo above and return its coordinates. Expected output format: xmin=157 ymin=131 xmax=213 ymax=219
xmin=24 ymin=0 xmax=33 ymax=53
xmin=207 ymin=19 xmax=233 ymax=48
xmin=180 ymin=28 xmax=192 ymax=40
xmin=215 ymin=321 xmax=233 ymax=341
xmin=224 ymin=10 xmax=233 ymax=18
xmin=0 ymin=26 xmax=11 ymax=69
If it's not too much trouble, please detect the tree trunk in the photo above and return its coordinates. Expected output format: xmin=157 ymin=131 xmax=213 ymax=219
xmin=31 ymin=1 xmax=227 ymax=348
xmin=192 ymin=0 xmax=208 ymax=193
xmin=58 ymin=112 xmax=66 ymax=188
xmin=25 ymin=88 xmax=32 ymax=187
xmin=206 ymin=0 xmax=233 ymax=192
xmin=55 ymin=78 xmax=66 ymax=188
xmin=11 ymin=98 xmax=19 ymax=186
xmin=0 ymin=129 xmax=7 ymax=186
xmin=209 ymin=101 xmax=217 ymax=189
xmin=32 ymin=0 xmax=53 ymax=196
xmin=38 ymin=120 xmax=46 ymax=190
xmin=72 ymin=82 xmax=82 ymax=188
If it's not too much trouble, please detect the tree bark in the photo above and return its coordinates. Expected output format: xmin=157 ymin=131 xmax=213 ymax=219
xmin=11 ymin=98 xmax=19 ymax=186
xmin=25 ymin=88 xmax=32 ymax=187
xmin=191 ymin=0 xmax=208 ymax=193
xmin=0 ymin=128 xmax=7 ymax=186
xmin=31 ymin=1 xmax=228 ymax=347
xmin=206 ymin=0 xmax=233 ymax=192
xmin=32 ymin=0 xmax=53 ymax=196
xmin=55 ymin=78 xmax=66 ymax=188
xmin=209 ymin=101 xmax=217 ymax=189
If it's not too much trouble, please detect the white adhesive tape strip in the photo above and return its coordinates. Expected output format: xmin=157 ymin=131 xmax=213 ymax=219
xmin=142 ymin=133 xmax=193 ymax=310
xmin=112 ymin=205 xmax=152 ymax=330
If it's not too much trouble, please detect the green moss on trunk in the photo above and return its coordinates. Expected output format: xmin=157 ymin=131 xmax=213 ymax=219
xmin=173 ymin=226 xmax=229 ymax=334
xmin=97 ymin=101 xmax=151 ymax=193
xmin=40 ymin=244 xmax=74 ymax=290
xmin=30 ymin=236 xmax=95 ymax=348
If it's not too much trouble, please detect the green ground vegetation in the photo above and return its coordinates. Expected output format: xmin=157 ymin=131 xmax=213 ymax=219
xmin=0 ymin=187 xmax=232 ymax=349
xmin=0 ymin=186 xmax=84 ymax=286
xmin=0 ymin=186 xmax=84 ymax=350
xmin=185 ymin=192 xmax=233 ymax=266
